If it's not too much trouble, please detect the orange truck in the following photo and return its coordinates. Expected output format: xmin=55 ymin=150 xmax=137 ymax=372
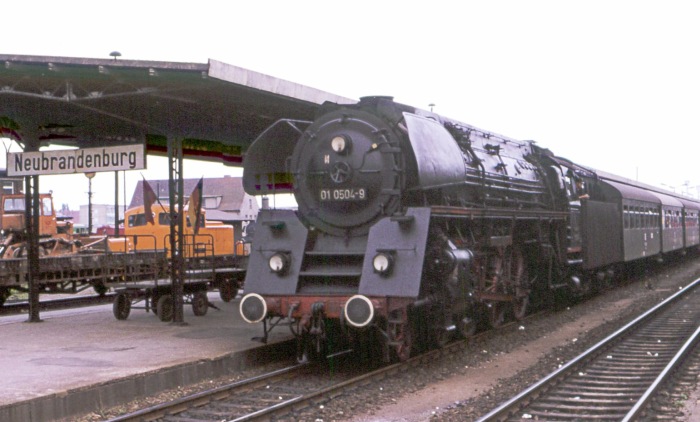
xmin=0 ymin=193 xmax=77 ymax=258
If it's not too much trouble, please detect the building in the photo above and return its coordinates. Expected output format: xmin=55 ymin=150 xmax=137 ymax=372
xmin=78 ymin=203 xmax=125 ymax=233
xmin=0 ymin=169 xmax=24 ymax=194
xmin=129 ymin=176 xmax=258 ymax=242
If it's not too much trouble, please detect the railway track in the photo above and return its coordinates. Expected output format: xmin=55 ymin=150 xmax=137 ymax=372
xmin=106 ymin=353 xmax=356 ymax=422
xmin=477 ymin=277 xmax=700 ymax=421
xmin=102 ymin=311 xmax=542 ymax=422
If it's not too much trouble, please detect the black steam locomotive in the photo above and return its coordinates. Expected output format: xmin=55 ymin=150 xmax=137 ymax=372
xmin=240 ymin=96 xmax=700 ymax=362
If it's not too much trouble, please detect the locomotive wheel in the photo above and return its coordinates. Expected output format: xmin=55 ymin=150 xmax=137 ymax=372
xmin=192 ymin=291 xmax=209 ymax=316
xmin=157 ymin=295 xmax=173 ymax=322
xmin=508 ymin=246 xmax=529 ymax=320
xmin=113 ymin=293 xmax=131 ymax=320
xmin=487 ymin=301 xmax=506 ymax=328
xmin=512 ymin=294 xmax=530 ymax=321
xmin=218 ymin=280 xmax=238 ymax=303
xmin=458 ymin=316 xmax=477 ymax=338
xmin=392 ymin=323 xmax=413 ymax=362
xmin=431 ymin=311 xmax=451 ymax=349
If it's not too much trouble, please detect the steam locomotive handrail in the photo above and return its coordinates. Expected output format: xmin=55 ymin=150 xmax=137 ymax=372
xmin=430 ymin=205 xmax=569 ymax=220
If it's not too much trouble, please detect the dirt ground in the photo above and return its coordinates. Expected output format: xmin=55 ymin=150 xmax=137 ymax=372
xmin=355 ymin=300 xmax=635 ymax=421
xmin=349 ymin=257 xmax=700 ymax=422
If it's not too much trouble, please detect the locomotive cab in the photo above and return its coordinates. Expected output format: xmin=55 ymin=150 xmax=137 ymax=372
xmin=0 ymin=194 xmax=59 ymax=237
xmin=110 ymin=205 xmax=235 ymax=257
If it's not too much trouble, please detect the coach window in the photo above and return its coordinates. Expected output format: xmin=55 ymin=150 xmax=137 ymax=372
xmin=629 ymin=207 xmax=634 ymax=229
xmin=624 ymin=205 xmax=630 ymax=229
xmin=627 ymin=206 xmax=633 ymax=229
xmin=654 ymin=208 xmax=659 ymax=228
xmin=646 ymin=208 xmax=651 ymax=228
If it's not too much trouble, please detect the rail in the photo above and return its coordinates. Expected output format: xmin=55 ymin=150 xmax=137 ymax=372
xmin=477 ymin=276 xmax=700 ymax=421
xmin=105 ymin=311 xmax=546 ymax=421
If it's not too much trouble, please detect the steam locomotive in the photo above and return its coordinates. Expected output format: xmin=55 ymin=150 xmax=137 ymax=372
xmin=239 ymin=96 xmax=700 ymax=362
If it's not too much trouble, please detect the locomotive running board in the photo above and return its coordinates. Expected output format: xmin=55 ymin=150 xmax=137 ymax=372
xmin=430 ymin=205 xmax=569 ymax=221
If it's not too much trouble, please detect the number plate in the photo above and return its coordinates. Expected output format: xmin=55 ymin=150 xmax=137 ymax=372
xmin=320 ymin=188 xmax=366 ymax=201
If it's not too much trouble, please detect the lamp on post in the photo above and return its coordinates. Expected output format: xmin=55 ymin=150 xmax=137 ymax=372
xmin=85 ymin=172 xmax=96 ymax=234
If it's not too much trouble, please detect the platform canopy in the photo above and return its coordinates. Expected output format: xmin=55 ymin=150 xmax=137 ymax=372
xmin=0 ymin=54 xmax=355 ymax=165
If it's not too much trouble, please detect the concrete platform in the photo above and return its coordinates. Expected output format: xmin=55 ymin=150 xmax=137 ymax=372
xmin=0 ymin=293 xmax=293 ymax=422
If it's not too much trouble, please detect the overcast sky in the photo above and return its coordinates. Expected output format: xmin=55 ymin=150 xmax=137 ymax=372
xmin=2 ymin=0 xmax=699 ymax=207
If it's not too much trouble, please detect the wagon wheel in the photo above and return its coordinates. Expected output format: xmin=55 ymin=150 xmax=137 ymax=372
xmin=157 ymin=295 xmax=173 ymax=322
xmin=150 ymin=292 xmax=161 ymax=316
xmin=112 ymin=293 xmax=131 ymax=320
xmin=93 ymin=282 xmax=108 ymax=297
xmin=487 ymin=301 xmax=506 ymax=328
xmin=192 ymin=291 xmax=209 ymax=316
xmin=218 ymin=280 xmax=238 ymax=303
xmin=0 ymin=288 xmax=10 ymax=307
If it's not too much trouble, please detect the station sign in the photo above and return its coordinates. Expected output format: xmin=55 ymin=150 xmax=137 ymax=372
xmin=7 ymin=144 xmax=146 ymax=176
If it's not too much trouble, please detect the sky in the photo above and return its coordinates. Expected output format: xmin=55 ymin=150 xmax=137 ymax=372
xmin=2 ymin=0 xmax=699 ymax=208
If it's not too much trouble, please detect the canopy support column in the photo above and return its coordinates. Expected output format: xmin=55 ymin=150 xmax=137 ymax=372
xmin=168 ymin=138 xmax=186 ymax=325
xmin=114 ymin=171 xmax=120 ymax=236
xmin=25 ymin=172 xmax=41 ymax=323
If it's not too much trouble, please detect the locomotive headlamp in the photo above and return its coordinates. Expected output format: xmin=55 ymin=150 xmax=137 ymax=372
xmin=372 ymin=252 xmax=394 ymax=275
xmin=331 ymin=135 xmax=351 ymax=154
xmin=269 ymin=252 xmax=290 ymax=274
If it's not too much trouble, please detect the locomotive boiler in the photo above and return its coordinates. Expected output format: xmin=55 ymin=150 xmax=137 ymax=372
xmin=239 ymin=96 xmax=700 ymax=362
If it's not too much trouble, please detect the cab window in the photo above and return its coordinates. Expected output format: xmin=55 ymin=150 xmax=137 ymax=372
xmin=128 ymin=214 xmax=147 ymax=227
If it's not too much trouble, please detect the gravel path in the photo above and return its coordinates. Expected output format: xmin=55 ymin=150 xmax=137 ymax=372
xmin=344 ymin=256 xmax=700 ymax=422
